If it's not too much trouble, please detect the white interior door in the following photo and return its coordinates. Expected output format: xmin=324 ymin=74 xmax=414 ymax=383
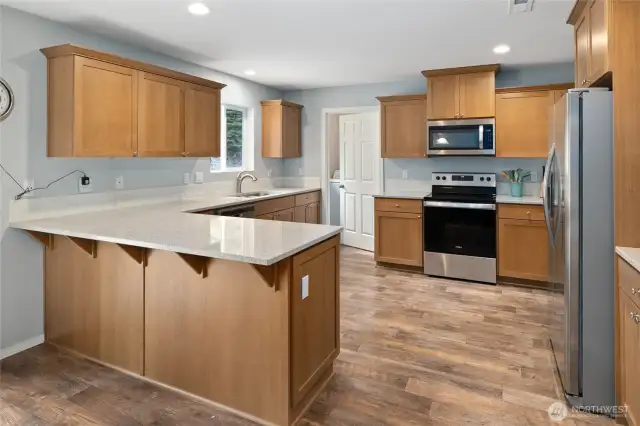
xmin=339 ymin=112 xmax=380 ymax=251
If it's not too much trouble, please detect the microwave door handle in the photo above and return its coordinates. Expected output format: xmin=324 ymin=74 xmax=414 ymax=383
xmin=479 ymin=125 xmax=483 ymax=149
xmin=542 ymin=144 xmax=556 ymax=243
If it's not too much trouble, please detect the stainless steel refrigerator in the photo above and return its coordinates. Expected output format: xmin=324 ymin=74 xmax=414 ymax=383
xmin=545 ymin=88 xmax=614 ymax=409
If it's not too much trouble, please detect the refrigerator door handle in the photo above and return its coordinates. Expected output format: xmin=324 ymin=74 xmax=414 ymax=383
xmin=542 ymin=143 xmax=556 ymax=244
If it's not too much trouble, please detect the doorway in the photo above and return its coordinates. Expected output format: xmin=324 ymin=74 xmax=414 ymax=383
xmin=321 ymin=107 xmax=382 ymax=252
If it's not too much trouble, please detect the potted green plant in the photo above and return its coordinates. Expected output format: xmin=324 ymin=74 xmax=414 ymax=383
xmin=501 ymin=169 xmax=531 ymax=197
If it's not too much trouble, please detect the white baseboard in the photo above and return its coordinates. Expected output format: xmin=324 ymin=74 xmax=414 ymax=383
xmin=0 ymin=334 xmax=44 ymax=360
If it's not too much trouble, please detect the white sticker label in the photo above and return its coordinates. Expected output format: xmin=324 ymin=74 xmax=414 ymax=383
xmin=301 ymin=275 xmax=309 ymax=300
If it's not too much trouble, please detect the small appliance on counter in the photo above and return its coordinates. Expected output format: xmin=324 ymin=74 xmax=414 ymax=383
xmin=423 ymin=173 xmax=497 ymax=284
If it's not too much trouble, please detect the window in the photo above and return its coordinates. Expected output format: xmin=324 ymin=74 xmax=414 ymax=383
xmin=210 ymin=105 xmax=254 ymax=173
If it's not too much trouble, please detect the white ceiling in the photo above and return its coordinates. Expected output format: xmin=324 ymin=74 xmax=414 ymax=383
xmin=3 ymin=0 xmax=576 ymax=90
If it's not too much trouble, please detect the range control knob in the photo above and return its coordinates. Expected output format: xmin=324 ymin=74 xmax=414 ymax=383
xmin=442 ymin=176 xmax=447 ymax=181
xmin=436 ymin=176 xmax=441 ymax=180
xmin=480 ymin=177 xmax=485 ymax=182
xmin=487 ymin=177 xmax=492 ymax=182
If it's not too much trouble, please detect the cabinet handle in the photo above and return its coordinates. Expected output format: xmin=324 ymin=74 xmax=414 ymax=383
xmin=418 ymin=215 xmax=421 ymax=218
xmin=423 ymin=153 xmax=427 ymax=157
xmin=181 ymin=152 xmax=187 ymax=157
xmin=633 ymin=288 xmax=639 ymax=295
xmin=460 ymin=113 xmax=464 ymax=118
xmin=395 ymin=204 xmax=400 ymax=207
xmin=630 ymin=312 xmax=640 ymax=324
xmin=133 ymin=152 xmax=138 ymax=157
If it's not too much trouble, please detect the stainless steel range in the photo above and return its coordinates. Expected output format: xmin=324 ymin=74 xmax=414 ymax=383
xmin=423 ymin=173 xmax=497 ymax=284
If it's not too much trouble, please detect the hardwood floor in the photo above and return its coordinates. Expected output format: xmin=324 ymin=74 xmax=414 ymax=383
xmin=0 ymin=247 xmax=614 ymax=425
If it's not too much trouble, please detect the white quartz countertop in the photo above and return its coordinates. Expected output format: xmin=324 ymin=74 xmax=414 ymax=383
xmin=10 ymin=188 xmax=342 ymax=266
xmin=496 ymin=195 xmax=543 ymax=205
xmin=374 ymin=191 xmax=428 ymax=200
xmin=616 ymin=247 xmax=640 ymax=273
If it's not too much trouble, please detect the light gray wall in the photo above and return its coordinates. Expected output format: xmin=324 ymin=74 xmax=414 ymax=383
xmin=0 ymin=7 xmax=284 ymax=351
xmin=283 ymin=63 xmax=575 ymax=181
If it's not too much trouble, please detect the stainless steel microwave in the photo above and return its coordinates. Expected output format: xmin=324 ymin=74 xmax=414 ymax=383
xmin=426 ymin=118 xmax=496 ymax=157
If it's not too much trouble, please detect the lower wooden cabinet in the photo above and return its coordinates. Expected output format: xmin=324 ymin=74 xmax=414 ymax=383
xmin=295 ymin=202 xmax=320 ymax=224
xmin=618 ymin=256 xmax=640 ymax=426
xmin=255 ymin=192 xmax=320 ymax=224
xmin=497 ymin=205 xmax=549 ymax=281
xmin=374 ymin=199 xmax=424 ymax=267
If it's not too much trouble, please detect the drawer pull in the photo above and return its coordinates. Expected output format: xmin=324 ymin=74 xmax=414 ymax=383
xmin=633 ymin=288 xmax=639 ymax=295
xmin=395 ymin=204 xmax=400 ymax=207
xmin=630 ymin=312 xmax=640 ymax=324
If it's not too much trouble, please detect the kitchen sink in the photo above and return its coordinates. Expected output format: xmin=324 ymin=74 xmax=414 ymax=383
xmin=229 ymin=191 xmax=273 ymax=198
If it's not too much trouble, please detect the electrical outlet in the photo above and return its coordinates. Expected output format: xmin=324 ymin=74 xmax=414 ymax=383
xmin=115 ymin=176 xmax=124 ymax=190
xmin=402 ymin=170 xmax=408 ymax=179
xmin=195 ymin=172 xmax=204 ymax=184
xmin=298 ymin=167 xmax=304 ymax=176
xmin=267 ymin=168 xmax=272 ymax=177
xmin=530 ymin=171 xmax=538 ymax=182
xmin=301 ymin=275 xmax=309 ymax=300
xmin=22 ymin=179 xmax=34 ymax=198
xmin=78 ymin=176 xmax=93 ymax=194
xmin=183 ymin=173 xmax=190 ymax=185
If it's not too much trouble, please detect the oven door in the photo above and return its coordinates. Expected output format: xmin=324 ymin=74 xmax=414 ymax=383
xmin=427 ymin=119 xmax=495 ymax=156
xmin=423 ymin=201 xmax=497 ymax=283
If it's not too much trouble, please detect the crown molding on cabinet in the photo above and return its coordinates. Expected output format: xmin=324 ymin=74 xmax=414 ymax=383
xmin=422 ymin=64 xmax=501 ymax=78
xmin=495 ymin=83 xmax=575 ymax=94
xmin=567 ymin=0 xmax=588 ymax=24
xmin=41 ymin=44 xmax=226 ymax=91
xmin=376 ymin=93 xmax=427 ymax=103
xmin=260 ymin=99 xmax=304 ymax=109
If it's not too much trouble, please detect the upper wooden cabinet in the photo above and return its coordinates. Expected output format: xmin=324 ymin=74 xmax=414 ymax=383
xmin=376 ymin=94 xmax=426 ymax=158
xmin=495 ymin=84 xmax=573 ymax=158
xmin=41 ymin=44 xmax=225 ymax=158
xmin=423 ymin=65 xmax=500 ymax=120
xmin=568 ymin=0 xmax=611 ymax=87
xmin=261 ymin=100 xmax=303 ymax=158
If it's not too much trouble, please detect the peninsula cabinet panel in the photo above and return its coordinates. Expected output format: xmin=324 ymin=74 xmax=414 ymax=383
xmin=137 ymin=72 xmax=185 ymax=157
xmin=262 ymin=100 xmax=303 ymax=158
xmin=144 ymin=250 xmax=291 ymax=425
xmin=47 ymin=56 xmax=138 ymax=157
xmin=496 ymin=90 xmax=551 ymax=158
xmin=185 ymin=83 xmax=221 ymax=157
xmin=374 ymin=211 xmax=423 ymax=267
xmin=291 ymin=238 xmax=339 ymax=407
xmin=498 ymin=218 xmax=549 ymax=281
xmin=619 ymin=289 xmax=640 ymax=426
xmin=377 ymin=95 xmax=427 ymax=158
xmin=45 ymin=237 xmax=144 ymax=374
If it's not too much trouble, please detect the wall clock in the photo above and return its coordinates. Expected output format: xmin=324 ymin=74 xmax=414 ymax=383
xmin=0 ymin=77 xmax=15 ymax=122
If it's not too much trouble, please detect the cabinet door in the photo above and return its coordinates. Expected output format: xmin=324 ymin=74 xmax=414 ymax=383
xmin=306 ymin=202 xmax=320 ymax=224
xmin=498 ymin=219 xmax=549 ymax=281
xmin=274 ymin=207 xmax=295 ymax=222
xmin=459 ymin=72 xmax=495 ymax=119
xmin=294 ymin=205 xmax=307 ymax=223
xmin=138 ymin=72 xmax=185 ymax=157
xmin=620 ymin=291 xmax=640 ymax=426
xmin=374 ymin=211 xmax=423 ymax=267
xmin=575 ymin=13 xmax=591 ymax=87
xmin=427 ymin=75 xmax=459 ymax=119
xmin=291 ymin=238 xmax=339 ymax=407
xmin=588 ymin=0 xmax=609 ymax=83
xmin=282 ymin=105 xmax=301 ymax=158
xmin=73 ymin=57 xmax=138 ymax=157
xmin=380 ymin=98 xmax=426 ymax=158
xmin=496 ymin=91 xmax=551 ymax=158
xmin=185 ymin=84 xmax=220 ymax=157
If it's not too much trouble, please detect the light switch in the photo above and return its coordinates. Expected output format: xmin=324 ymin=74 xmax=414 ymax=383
xmin=301 ymin=275 xmax=309 ymax=300
xmin=195 ymin=172 xmax=204 ymax=184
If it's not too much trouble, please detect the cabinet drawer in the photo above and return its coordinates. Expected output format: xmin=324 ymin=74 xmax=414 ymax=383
xmin=375 ymin=198 xmax=422 ymax=214
xmin=254 ymin=196 xmax=295 ymax=216
xmin=294 ymin=191 xmax=320 ymax=206
xmin=619 ymin=256 xmax=640 ymax=303
xmin=498 ymin=204 xmax=545 ymax=221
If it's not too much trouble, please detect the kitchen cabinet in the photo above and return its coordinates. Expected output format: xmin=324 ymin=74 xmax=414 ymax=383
xmin=618 ymin=256 xmax=640 ymax=426
xmin=569 ymin=0 xmax=611 ymax=88
xmin=138 ymin=73 xmax=185 ymax=157
xmin=41 ymin=44 xmax=225 ymax=158
xmin=253 ymin=192 xmax=320 ymax=224
xmin=261 ymin=100 xmax=303 ymax=158
xmin=374 ymin=198 xmax=423 ymax=267
xmin=497 ymin=205 xmax=548 ymax=282
xmin=423 ymin=65 xmax=499 ymax=120
xmin=376 ymin=94 xmax=427 ymax=158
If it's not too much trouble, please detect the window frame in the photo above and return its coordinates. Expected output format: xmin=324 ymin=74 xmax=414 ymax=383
xmin=210 ymin=104 xmax=254 ymax=173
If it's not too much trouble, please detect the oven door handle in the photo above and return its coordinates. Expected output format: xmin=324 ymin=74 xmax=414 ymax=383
xmin=423 ymin=201 xmax=496 ymax=210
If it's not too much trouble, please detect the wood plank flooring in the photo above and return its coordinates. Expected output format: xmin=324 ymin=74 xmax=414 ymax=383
xmin=0 ymin=247 xmax=615 ymax=425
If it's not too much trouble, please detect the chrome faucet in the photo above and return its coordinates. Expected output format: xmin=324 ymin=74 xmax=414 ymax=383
xmin=236 ymin=171 xmax=257 ymax=194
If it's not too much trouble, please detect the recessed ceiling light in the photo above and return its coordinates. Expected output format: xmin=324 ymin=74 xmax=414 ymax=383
xmin=493 ymin=44 xmax=511 ymax=54
xmin=188 ymin=3 xmax=210 ymax=15
xmin=244 ymin=69 xmax=256 ymax=76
